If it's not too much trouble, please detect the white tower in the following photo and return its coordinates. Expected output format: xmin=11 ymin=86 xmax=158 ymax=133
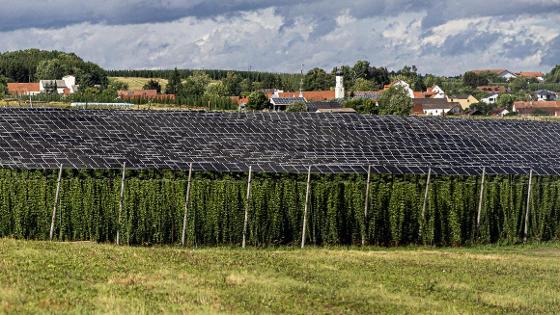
xmin=335 ymin=68 xmax=344 ymax=99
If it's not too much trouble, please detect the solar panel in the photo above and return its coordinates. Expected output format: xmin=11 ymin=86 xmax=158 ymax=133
xmin=0 ymin=108 xmax=559 ymax=175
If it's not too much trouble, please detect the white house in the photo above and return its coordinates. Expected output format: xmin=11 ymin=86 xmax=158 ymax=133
xmin=387 ymin=80 xmax=415 ymax=98
xmin=39 ymin=75 xmax=78 ymax=95
xmin=535 ymin=90 xmax=557 ymax=102
xmin=481 ymin=93 xmax=499 ymax=104
xmin=472 ymin=69 xmax=517 ymax=81
xmin=426 ymin=85 xmax=446 ymax=98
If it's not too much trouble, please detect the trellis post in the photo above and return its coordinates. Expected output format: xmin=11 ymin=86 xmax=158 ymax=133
xmin=242 ymin=166 xmax=252 ymax=248
xmin=116 ymin=162 xmax=126 ymax=246
xmin=419 ymin=167 xmax=432 ymax=241
xmin=181 ymin=163 xmax=193 ymax=247
xmin=362 ymin=165 xmax=372 ymax=246
xmin=49 ymin=164 xmax=63 ymax=241
xmin=476 ymin=167 xmax=486 ymax=234
xmin=301 ymin=166 xmax=312 ymax=249
xmin=523 ymin=169 xmax=533 ymax=243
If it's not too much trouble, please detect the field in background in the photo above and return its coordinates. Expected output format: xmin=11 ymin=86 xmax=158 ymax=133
xmin=1 ymin=240 xmax=559 ymax=314
xmin=109 ymin=77 xmax=169 ymax=91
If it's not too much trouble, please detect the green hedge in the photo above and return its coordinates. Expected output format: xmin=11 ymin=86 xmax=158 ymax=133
xmin=0 ymin=169 xmax=559 ymax=247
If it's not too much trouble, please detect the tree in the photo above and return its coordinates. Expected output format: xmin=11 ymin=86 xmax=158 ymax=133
xmin=352 ymin=60 xmax=370 ymax=80
xmin=303 ymin=68 xmax=333 ymax=91
xmin=545 ymin=65 xmax=560 ymax=83
xmin=239 ymin=78 xmax=253 ymax=94
xmin=181 ymin=71 xmax=210 ymax=97
xmin=35 ymin=59 xmax=68 ymax=80
xmin=343 ymin=98 xmax=378 ymax=114
xmin=378 ymin=85 xmax=412 ymax=116
xmin=496 ymin=94 xmax=516 ymax=110
xmin=352 ymin=78 xmax=374 ymax=91
xmin=222 ymin=71 xmax=242 ymax=96
xmin=509 ymin=77 xmax=528 ymax=92
xmin=143 ymin=79 xmax=162 ymax=93
xmin=423 ymin=75 xmax=442 ymax=88
xmin=469 ymin=101 xmax=496 ymax=115
xmin=0 ymin=75 xmax=8 ymax=96
xmin=205 ymin=82 xmax=227 ymax=97
xmin=286 ymin=102 xmax=307 ymax=112
xmin=463 ymin=71 xmax=489 ymax=88
xmin=75 ymin=62 xmax=108 ymax=88
xmin=369 ymin=66 xmax=390 ymax=87
xmin=165 ymin=68 xmax=182 ymax=94
xmin=108 ymin=80 xmax=128 ymax=91
xmin=246 ymin=92 xmax=269 ymax=110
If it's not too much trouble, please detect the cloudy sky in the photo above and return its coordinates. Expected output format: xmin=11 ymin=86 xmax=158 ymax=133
xmin=0 ymin=0 xmax=559 ymax=75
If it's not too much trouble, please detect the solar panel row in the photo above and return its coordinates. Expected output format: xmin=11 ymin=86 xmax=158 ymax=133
xmin=0 ymin=108 xmax=558 ymax=175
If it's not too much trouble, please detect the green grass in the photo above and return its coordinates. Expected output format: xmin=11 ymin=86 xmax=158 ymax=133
xmin=1 ymin=240 xmax=560 ymax=314
xmin=109 ymin=77 xmax=169 ymax=91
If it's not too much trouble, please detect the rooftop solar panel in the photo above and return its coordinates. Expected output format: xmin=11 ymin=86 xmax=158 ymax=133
xmin=0 ymin=108 xmax=558 ymax=175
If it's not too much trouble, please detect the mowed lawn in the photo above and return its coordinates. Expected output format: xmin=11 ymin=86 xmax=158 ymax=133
xmin=1 ymin=240 xmax=560 ymax=314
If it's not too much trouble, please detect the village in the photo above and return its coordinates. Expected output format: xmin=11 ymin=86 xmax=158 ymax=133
xmin=4 ymin=66 xmax=559 ymax=117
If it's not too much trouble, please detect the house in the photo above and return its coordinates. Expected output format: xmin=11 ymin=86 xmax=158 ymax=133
xmin=276 ymin=91 xmax=335 ymax=102
xmin=517 ymin=72 xmax=545 ymax=82
xmin=424 ymin=85 xmax=446 ymax=98
xmin=513 ymin=101 xmax=560 ymax=116
xmin=534 ymin=90 xmax=557 ymax=101
xmin=412 ymin=98 xmax=462 ymax=116
xmin=481 ymin=93 xmax=499 ymax=104
xmin=270 ymin=97 xmax=306 ymax=111
xmin=489 ymin=108 xmax=510 ymax=117
xmin=384 ymin=80 xmax=415 ymax=98
xmin=472 ymin=69 xmax=517 ymax=81
xmin=39 ymin=75 xmax=78 ymax=95
xmin=118 ymin=90 xmax=176 ymax=101
xmin=477 ymin=85 xmax=507 ymax=94
xmin=446 ymin=95 xmax=479 ymax=110
xmin=7 ymin=83 xmax=41 ymax=96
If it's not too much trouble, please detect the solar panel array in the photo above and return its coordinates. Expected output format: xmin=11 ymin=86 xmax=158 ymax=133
xmin=0 ymin=108 xmax=559 ymax=175
xmin=271 ymin=97 xmax=306 ymax=105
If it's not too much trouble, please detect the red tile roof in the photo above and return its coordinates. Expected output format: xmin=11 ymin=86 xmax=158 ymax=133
xmin=413 ymin=91 xmax=425 ymax=99
xmin=477 ymin=85 xmax=506 ymax=93
xmin=278 ymin=91 xmax=335 ymax=101
xmin=517 ymin=72 xmax=544 ymax=78
xmin=118 ymin=90 xmax=175 ymax=100
xmin=7 ymin=83 xmax=40 ymax=95
xmin=514 ymin=101 xmax=560 ymax=109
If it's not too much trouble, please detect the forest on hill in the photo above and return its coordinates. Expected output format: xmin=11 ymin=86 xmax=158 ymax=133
xmin=0 ymin=49 xmax=108 ymax=88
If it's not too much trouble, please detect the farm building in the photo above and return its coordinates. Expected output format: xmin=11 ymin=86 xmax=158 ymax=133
xmin=0 ymin=108 xmax=559 ymax=247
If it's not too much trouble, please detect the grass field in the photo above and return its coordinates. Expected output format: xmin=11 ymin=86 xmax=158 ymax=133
xmin=109 ymin=77 xmax=169 ymax=91
xmin=1 ymin=240 xmax=560 ymax=314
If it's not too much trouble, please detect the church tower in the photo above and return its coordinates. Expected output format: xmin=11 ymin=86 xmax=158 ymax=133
xmin=335 ymin=67 xmax=345 ymax=99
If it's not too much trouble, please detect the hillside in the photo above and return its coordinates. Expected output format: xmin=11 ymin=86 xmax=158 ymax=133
xmin=0 ymin=49 xmax=107 ymax=87
xmin=1 ymin=239 xmax=559 ymax=314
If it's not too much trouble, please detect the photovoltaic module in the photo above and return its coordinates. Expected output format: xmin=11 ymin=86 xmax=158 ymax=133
xmin=0 ymin=108 xmax=558 ymax=175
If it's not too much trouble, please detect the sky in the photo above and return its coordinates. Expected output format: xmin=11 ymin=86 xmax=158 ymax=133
xmin=0 ymin=0 xmax=559 ymax=75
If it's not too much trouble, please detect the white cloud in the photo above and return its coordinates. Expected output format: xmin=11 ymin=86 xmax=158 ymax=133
xmin=0 ymin=2 xmax=558 ymax=75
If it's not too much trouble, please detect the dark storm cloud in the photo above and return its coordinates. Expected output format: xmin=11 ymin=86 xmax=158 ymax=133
xmin=0 ymin=0 xmax=315 ymax=32
xmin=421 ymin=0 xmax=560 ymax=30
